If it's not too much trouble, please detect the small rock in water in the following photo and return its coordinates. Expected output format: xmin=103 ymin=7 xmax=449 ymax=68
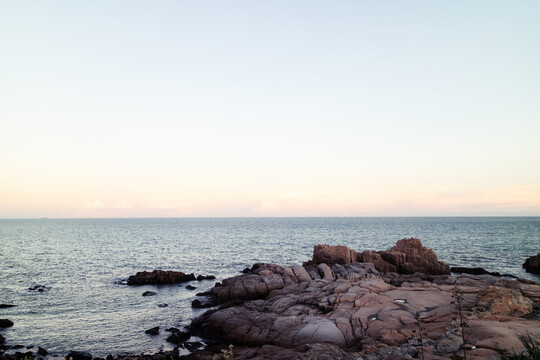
xmin=65 ymin=350 xmax=93 ymax=360
xmin=0 ymin=334 xmax=5 ymax=345
xmin=145 ymin=326 xmax=160 ymax=335
xmin=157 ymin=303 xmax=168 ymax=308
xmin=196 ymin=275 xmax=216 ymax=281
xmin=106 ymin=354 xmax=114 ymax=360
xmin=165 ymin=327 xmax=180 ymax=333
xmin=0 ymin=319 xmax=14 ymax=328
xmin=12 ymin=345 xmax=25 ymax=349
xmin=142 ymin=291 xmax=157 ymax=297
xmin=185 ymin=285 xmax=197 ymax=290
xmin=191 ymin=299 xmax=214 ymax=309
xmin=127 ymin=270 xmax=196 ymax=285
xmin=166 ymin=331 xmax=190 ymax=344
xmin=0 ymin=304 xmax=15 ymax=308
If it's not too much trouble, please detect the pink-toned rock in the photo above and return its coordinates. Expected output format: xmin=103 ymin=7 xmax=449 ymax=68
xmin=382 ymin=238 xmax=450 ymax=275
xmin=311 ymin=244 xmax=356 ymax=265
xmin=309 ymin=238 xmax=450 ymax=275
xmin=188 ymin=241 xmax=540 ymax=360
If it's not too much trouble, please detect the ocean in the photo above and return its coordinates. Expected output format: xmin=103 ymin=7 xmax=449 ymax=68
xmin=0 ymin=217 xmax=539 ymax=356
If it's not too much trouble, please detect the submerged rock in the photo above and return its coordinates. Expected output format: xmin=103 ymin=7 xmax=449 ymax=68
xmin=142 ymin=291 xmax=157 ymax=297
xmin=28 ymin=284 xmax=50 ymax=292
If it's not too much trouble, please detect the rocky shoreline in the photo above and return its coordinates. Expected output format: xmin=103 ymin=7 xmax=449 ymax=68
xmin=1 ymin=238 xmax=539 ymax=360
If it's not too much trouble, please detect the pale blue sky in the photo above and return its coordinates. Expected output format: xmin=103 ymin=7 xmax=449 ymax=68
xmin=1 ymin=1 xmax=539 ymax=218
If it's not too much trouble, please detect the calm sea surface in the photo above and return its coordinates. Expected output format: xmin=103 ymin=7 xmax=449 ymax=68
xmin=1 ymin=217 xmax=539 ymax=356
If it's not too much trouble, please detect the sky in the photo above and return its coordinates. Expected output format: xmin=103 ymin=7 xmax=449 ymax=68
xmin=1 ymin=1 xmax=539 ymax=218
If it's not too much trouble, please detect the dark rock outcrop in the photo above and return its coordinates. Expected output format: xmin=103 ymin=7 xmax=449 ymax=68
xmin=0 ymin=305 xmax=15 ymax=309
xmin=127 ymin=270 xmax=196 ymax=285
xmin=142 ymin=291 xmax=157 ymax=297
xmin=65 ymin=351 xmax=93 ymax=360
xmin=451 ymin=266 xmax=517 ymax=278
xmin=523 ymin=253 xmax=540 ymax=274
xmin=308 ymin=238 xmax=450 ymax=275
xmin=0 ymin=319 xmax=14 ymax=328
xmin=37 ymin=347 xmax=48 ymax=356
xmin=0 ymin=334 xmax=5 ymax=345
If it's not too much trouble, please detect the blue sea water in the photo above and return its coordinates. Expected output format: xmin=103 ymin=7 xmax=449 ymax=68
xmin=0 ymin=217 xmax=539 ymax=356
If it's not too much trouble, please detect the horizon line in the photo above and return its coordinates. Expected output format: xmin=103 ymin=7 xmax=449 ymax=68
xmin=2 ymin=215 xmax=540 ymax=221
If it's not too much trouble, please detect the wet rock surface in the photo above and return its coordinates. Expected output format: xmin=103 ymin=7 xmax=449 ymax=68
xmin=186 ymin=239 xmax=540 ymax=359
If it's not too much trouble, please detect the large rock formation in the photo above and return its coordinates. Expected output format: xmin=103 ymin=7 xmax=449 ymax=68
xmin=187 ymin=240 xmax=540 ymax=360
xmin=523 ymin=253 xmax=540 ymax=274
xmin=308 ymin=238 xmax=450 ymax=275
